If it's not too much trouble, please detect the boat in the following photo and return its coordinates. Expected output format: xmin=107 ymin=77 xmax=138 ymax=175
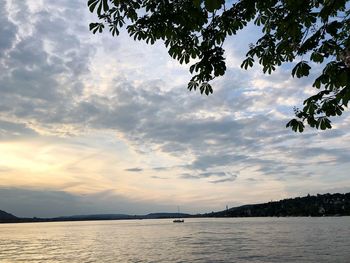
xmin=173 ymin=219 xmax=184 ymax=223
xmin=173 ymin=206 xmax=184 ymax=223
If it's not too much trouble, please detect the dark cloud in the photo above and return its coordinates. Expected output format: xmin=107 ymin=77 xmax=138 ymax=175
xmin=210 ymin=177 xmax=237 ymax=184
xmin=0 ymin=187 xmax=176 ymax=218
xmin=0 ymin=120 xmax=37 ymax=139
xmin=151 ymin=167 xmax=171 ymax=171
xmin=180 ymin=173 xmax=200 ymax=180
xmin=289 ymin=146 xmax=350 ymax=165
xmin=180 ymin=171 xmax=238 ymax=184
xmin=189 ymin=154 xmax=247 ymax=171
xmin=246 ymin=177 xmax=259 ymax=182
xmin=125 ymin=167 xmax=143 ymax=172
xmin=151 ymin=176 xmax=168 ymax=179
xmin=0 ymin=1 xmax=17 ymax=56
xmin=0 ymin=0 xmax=93 ymax=136
xmin=199 ymin=172 xmax=227 ymax=177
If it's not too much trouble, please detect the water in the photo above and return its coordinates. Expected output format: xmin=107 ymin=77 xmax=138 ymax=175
xmin=0 ymin=217 xmax=349 ymax=262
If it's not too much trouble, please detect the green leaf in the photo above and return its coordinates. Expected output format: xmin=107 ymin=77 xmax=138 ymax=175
xmin=303 ymin=102 xmax=317 ymax=115
xmin=204 ymin=0 xmax=224 ymax=12
xmin=193 ymin=0 xmax=202 ymax=8
xmin=241 ymin=57 xmax=254 ymax=70
xmin=87 ymin=0 xmax=100 ymax=13
xmin=199 ymin=82 xmax=213 ymax=95
xmin=102 ymin=0 xmax=109 ymax=12
xmin=342 ymin=88 xmax=350 ymax=107
xmin=286 ymin=119 xmax=305 ymax=133
xmin=292 ymin=61 xmax=311 ymax=78
xmin=316 ymin=117 xmax=332 ymax=130
xmin=338 ymin=71 xmax=348 ymax=87
xmin=89 ymin=23 xmax=104 ymax=34
xmin=188 ymin=81 xmax=199 ymax=91
xmin=310 ymin=52 xmax=324 ymax=63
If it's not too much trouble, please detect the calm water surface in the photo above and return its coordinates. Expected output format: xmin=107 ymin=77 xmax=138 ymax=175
xmin=0 ymin=217 xmax=349 ymax=262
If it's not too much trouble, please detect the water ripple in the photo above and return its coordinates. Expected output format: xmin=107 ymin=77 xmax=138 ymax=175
xmin=0 ymin=217 xmax=350 ymax=262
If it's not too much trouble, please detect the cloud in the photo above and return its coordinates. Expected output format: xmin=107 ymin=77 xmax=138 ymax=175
xmin=180 ymin=173 xmax=200 ymax=180
xmin=151 ymin=167 xmax=171 ymax=171
xmin=199 ymin=172 xmax=228 ymax=177
xmin=210 ymin=177 xmax=236 ymax=184
xmin=0 ymin=187 xmax=175 ymax=217
xmin=0 ymin=120 xmax=37 ymax=140
xmin=0 ymin=1 xmax=17 ymax=56
xmin=125 ymin=167 xmax=143 ymax=172
xmin=0 ymin=0 xmax=93 ymax=137
xmin=151 ymin=176 xmax=168 ymax=180
xmin=180 ymin=171 xmax=238 ymax=184
xmin=0 ymin=166 xmax=12 ymax=173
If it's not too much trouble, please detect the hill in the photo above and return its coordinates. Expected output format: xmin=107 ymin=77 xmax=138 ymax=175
xmin=206 ymin=193 xmax=350 ymax=217
xmin=0 ymin=211 xmax=191 ymax=223
xmin=0 ymin=210 xmax=19 ymax=223
xmin=53 ymin=214 xmax=137 ymax=221
xmin=53 ymin=212 xmax=190 ymax=221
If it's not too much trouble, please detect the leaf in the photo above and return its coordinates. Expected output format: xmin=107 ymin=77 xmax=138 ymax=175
xmin=204 ymin=0 xmax=224 ymax=12
xmin=343 ymin=96 xmax=350 ymax=107
xmin=241 ymin=57 xmax=254 ymax=70
xmin=303 ymin=102 xmax=317 ymax=115
xmin=102 ymin=0 xmax=109 ymax=12
xmin=286 ymin=119 xmax=305 ymax=133
xmin=188 ymin=81 xmax=199 ymax=91
xmin=109 ymin=23 xmax=119 ymax=36
xmin=313 ymin=77 xmax=321 ymax=89
xmin=193 ymin=0 xmax=201 ymax=8
xmin=326 ymin=21 xmax=342 ymax=36
xmin=317 ymin=117 xmax=332 ymax=130
xmin=310 ymin=52 xmax=324 ymax=63
xmin=292 ymin=61 xmax=311 ymax=78
xmin=338 ymin=71 xmax=348 ymax=87
xmin=89 ymin=23 xmax=104 ymax=34
xmin=199 ymin=82 xmax=213 ymax=95
xmin=88 ymin=0 xmax=100 ymax=13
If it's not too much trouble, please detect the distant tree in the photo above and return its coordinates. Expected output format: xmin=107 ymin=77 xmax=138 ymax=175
xmin=88 ymin=0 xmax=350 ymax=132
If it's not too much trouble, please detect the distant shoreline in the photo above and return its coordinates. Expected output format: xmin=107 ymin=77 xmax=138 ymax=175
xmin=2 ymin=215 xmax=350 ymax=225
xmin=1 ymin=215 xmax=350 ymax=225
xmin=1 ymin=192 xmax=349 ymax=224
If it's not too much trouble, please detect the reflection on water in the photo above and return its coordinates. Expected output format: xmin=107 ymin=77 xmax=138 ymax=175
xmin=0 ymin=217 xmax=349 ymax=262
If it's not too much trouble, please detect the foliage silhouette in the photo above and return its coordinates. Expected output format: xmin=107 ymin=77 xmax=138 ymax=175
xmin=88 ymin=0 xmax=350 ymax=132
xmin=206 ymin=192 xmax=350 ymax=217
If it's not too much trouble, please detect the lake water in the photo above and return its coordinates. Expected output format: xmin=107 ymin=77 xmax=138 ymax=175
xmin=0 ymin=217 xmax=349 ymax=262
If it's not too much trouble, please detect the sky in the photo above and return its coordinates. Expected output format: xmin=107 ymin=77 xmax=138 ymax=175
xmin=0 ymin=0 xmax=350 ymax=218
